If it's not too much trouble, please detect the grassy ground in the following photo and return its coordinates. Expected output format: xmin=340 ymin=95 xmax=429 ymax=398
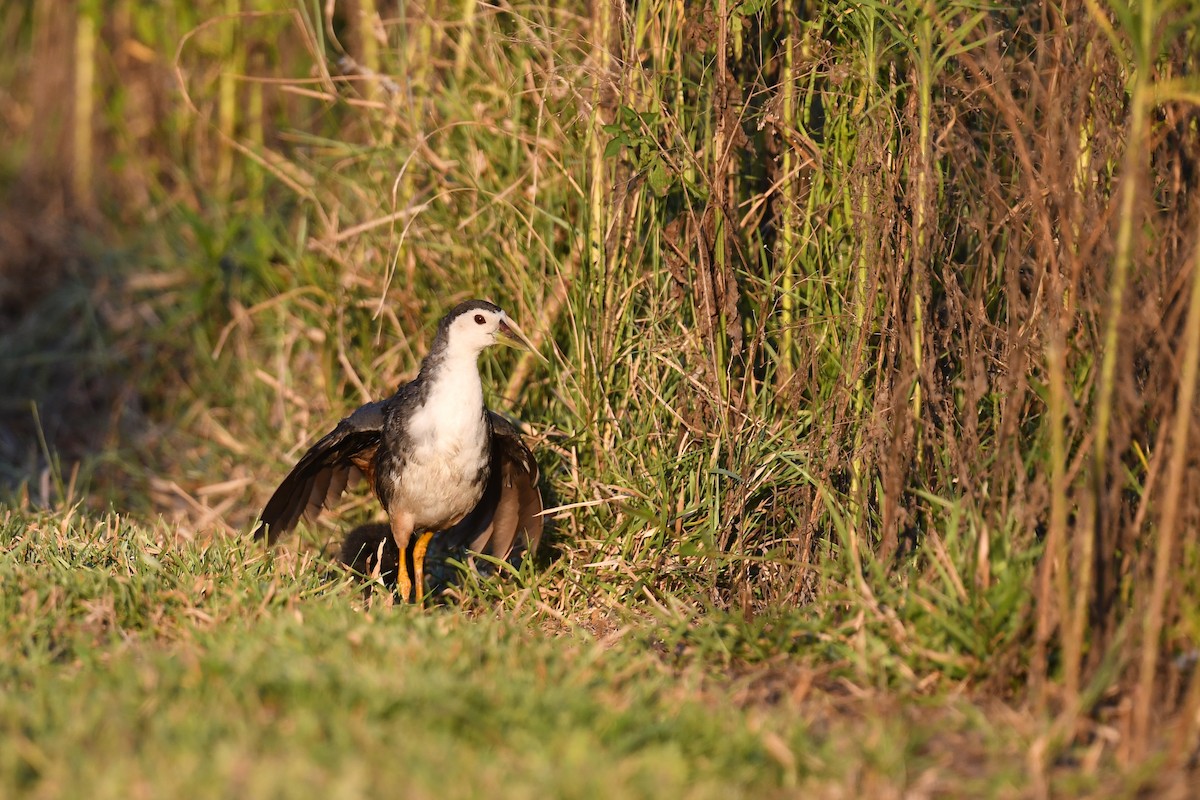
xmin=0 ymin=505 xmax=1168 ymax=798
xmin=4 ymin=0 xmax=1200 ymax=796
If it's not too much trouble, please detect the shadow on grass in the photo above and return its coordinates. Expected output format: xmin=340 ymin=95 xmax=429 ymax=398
xmin=0 ymin=188 xmax=144 ymax=503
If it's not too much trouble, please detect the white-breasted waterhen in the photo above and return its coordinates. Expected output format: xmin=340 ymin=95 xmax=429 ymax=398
xmin=253 ymin=299 xmax=545 ymax=601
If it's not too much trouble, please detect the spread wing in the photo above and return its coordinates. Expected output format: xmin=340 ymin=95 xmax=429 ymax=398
xmin=253 ymin=401 xmax=386 ymax=544
xmin=438 ymin=411 xmax=543 ymax=563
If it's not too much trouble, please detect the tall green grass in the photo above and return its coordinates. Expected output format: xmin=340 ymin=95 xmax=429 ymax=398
xmin=3 ymin=0 xmax=1200 ymax=776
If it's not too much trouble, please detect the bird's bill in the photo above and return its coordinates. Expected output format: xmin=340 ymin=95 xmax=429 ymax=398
xmin=498 ymin=316 xmax=548 ymax=363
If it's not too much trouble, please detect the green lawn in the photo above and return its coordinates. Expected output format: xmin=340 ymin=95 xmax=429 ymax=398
xmin=0 ymin=507 xmax=1170 ymax=798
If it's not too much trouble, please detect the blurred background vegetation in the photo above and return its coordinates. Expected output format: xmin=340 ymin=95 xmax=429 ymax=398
xmin=3 ymin=0 xmax=1200 ymax=786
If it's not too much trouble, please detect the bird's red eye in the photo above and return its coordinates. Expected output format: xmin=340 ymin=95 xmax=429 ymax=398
xmin=474 ymin=314 xmax=486 ymax=325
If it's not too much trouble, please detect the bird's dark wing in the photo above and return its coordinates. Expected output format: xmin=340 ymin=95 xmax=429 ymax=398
xmin=253 ymin=401 xmax=386 ymax=544
xmin=438 ymin=411 xmax=543 ymax=564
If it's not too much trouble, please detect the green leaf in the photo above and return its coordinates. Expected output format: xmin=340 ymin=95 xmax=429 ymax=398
xmin=604 ymin=134 xmax=629 ymax=159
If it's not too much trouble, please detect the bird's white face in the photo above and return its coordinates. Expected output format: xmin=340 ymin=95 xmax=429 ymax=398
xmin=446 ymin=307 xmax=511 ymax=356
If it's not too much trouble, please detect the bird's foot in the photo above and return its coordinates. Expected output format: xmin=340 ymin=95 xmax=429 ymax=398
xmin=411 ymin=531 xmax=434 ymax=604
xmin=394 ymin=530 xmax=435 ymax=603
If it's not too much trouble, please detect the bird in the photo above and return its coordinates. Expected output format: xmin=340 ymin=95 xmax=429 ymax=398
xmin=253 ymin=299 xmax=545 ymax=602
xmin=338 ymin=411 xmax=544 ymax=597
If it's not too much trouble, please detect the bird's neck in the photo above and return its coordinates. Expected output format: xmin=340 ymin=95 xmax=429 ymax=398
xmin=420 ymin=350 xmax=484 ymax=418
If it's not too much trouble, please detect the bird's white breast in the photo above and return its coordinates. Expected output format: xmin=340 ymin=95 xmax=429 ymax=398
xmin=390 ymin=357 xmax=489 ymax=529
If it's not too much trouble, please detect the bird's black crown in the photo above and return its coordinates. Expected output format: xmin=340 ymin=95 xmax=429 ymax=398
xmin=440 ymin=299 xmax=502 ymax=331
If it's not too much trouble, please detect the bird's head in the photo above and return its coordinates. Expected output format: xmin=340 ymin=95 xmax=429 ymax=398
xmin=438 ymin=299 xmax=542 ymax=361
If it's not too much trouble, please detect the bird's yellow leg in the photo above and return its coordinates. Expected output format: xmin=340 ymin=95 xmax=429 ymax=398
xmin=411 ymin=531 xmax=434 ymax=604
xmin=389 ymin=513 xmax=414 ymax=605
xmin=395 ymin=557 xmax=412 ymax=605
